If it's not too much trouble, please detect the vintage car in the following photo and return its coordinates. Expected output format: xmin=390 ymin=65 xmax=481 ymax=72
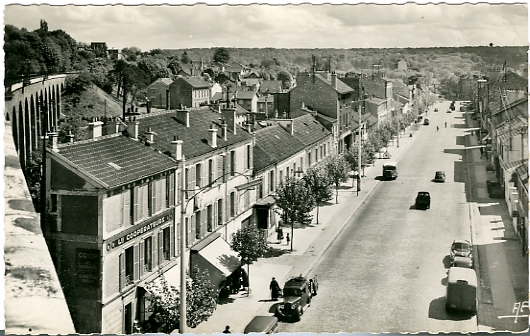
xmin=275 ymin=275 xmax=318 ymax=321
xmin=244 ymin=316 xmax=279 ymax=334
xmin=423 ymin=118 xmax=430 ymax=125
xmin=450 ymin=240 xmax=473 ymax=265
xmin=415 ymin=191 xmax=431 ymax=210
xmin=434 ymin=171 xmax=446 ymax=183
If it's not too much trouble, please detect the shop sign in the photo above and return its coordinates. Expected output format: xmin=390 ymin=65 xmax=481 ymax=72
xmin=75 ymin=248 xmax=99 ymax=287
xmin=107 ymin=213 xmax=173 ymax=251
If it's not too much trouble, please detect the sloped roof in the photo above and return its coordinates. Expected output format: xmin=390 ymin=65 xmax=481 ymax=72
xmin=259 ymin=81 xmax=282 ymax=94
xmin=492 ymin=97 xmax=528 ymax=117
xmin=253 ymin=125 xmax=307 ymax=172
xmin=235 ymin=90 xmax=257 ymax=100
xmin=242 ymin=78 xmax=261 ymax=86
xmin=515 ymin=163 xmax=528 ymax=190
xmin=290 ymin=112 xmax=332 ymax=146
xmin=181 ymin=76 xmax=211 ymax=88
xmin=149 ymin=77 xmax=173 ymax=87
xmin=51 ymin=134 xmax=176 ymax=189
xmin=211 ymin=92 xmax=223 ymax=101
xmin=315 ymin=74 xmax=353 ymax=94
xmin=133 ymin=107 xmax=253 ymax=160
xmin=257 ymin=95 xmax=274 ymax=103
xmin=366 ymin=97 xmax=386 ymax=105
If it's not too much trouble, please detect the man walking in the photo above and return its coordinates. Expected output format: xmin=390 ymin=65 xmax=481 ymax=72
xmin=286 ymin=233 xmax=290 ymax=246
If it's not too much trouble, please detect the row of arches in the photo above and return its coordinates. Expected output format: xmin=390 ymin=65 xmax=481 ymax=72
xmin=7 ymin=81 xmax=63 ymax=170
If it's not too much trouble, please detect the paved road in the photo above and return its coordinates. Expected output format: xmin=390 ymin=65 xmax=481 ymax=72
xmin=279 ymin=102 xmax=479 ymax=333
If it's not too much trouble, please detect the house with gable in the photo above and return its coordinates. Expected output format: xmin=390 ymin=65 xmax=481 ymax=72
xmin=289 ymin=71 xmax=355 ymax=154
xmin=147 ymin=77 xmax=173 ymax=108
xmin=169 ymin=76 xmax=211 ymax=108
xmin=235 ymin=89 xmax=258 ymax=113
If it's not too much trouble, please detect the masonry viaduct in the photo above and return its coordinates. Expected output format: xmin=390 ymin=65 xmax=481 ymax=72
xmin=5 ymin=74 xmax=66 ymax=169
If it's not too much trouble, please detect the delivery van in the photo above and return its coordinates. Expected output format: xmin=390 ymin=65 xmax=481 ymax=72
xmin=446 ymin=267 xmax=477 ymax=314
xmin=382 ymin=162 xmax=398 ymax=180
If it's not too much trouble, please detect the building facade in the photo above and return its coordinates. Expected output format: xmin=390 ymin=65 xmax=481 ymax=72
xmin=169 ymin=76 xmax=211 ymax=108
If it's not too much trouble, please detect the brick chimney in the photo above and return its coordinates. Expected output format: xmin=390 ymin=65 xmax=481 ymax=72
xmin=209 ymin=124 xmax=218 ymax=148
xmin=145 ymin=127 xmax=155 ymax=145
xmin=221 ymin=107 xmax=237 ymax=135
xmin=171 ymin=136 xmax=183 ymax=161
xmin=176 ymin=109 xmax=190 ymax=127
xmin=221 ymin=119 xmax=228 ymax=141
xmin=127 ymin=117 xmax=139 ymax=140
xmin=88 ymin=118 xmax=104 ymax=139
xmin=331 ymin=72 xmax=337 ymax=89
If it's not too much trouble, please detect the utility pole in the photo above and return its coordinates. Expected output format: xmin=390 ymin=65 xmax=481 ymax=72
xmin=179 ymin=155 xmax=187 ymax=333
xmin=358 ymin=101 xmax=362 ymax=193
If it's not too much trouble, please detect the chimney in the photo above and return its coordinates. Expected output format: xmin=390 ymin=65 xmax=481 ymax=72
xmin=221 ymin=119 xmax=228 ymax=141
xmin=66 ymin=131 xmax=75 ymax=143
xmin=145 ymin=127 xmax=155 ymax=145
xmin=302 ymin=102 xmax=305 ymax=109
xmin=105 ymin=117 xmax=121 ymax=135
xmin=209 ymin=124 xmax=218 ymax=148
xmin=331 ymin=72 xmax=337 ymax=89
xmin=88 ymin=117 xmax=104 ymax=139
xmin=221 ymin=107 xmax=237 ymax=135
xmin=176 ymin=109 xmax=190 ymax=127
xmin=48 ymin=132 xmax=59 ymax=151
xmin=127 ymin=117 xmax=139 ymax=140
xmin=171 ymin=136 xmax=183 ymax=161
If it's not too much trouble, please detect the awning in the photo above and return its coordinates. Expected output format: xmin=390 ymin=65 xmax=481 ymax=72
xmin=142 ymin=264 xmax=181 ymax=294
xmin=255 ymin=195 xmax=276 ymax=208
xmin=191 ymin=233 xmax=240 ymax=287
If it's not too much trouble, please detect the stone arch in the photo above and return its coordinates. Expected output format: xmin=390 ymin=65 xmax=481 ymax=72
xmin=17 ymin=101 xmax=26 ymax=169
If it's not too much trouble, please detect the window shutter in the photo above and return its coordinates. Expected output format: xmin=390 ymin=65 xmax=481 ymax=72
xmin=190 ymin=166 xmax=196 ymax=191
xmin=119 ymin=252 xmax=125 ymax=291
xmin=202 ymin=209 xmax=208 ymax=237
xmin=249 ymin=144 xmax=253 ymax=170
xmin=167 ymin=173 xmax=175 ymax=207
xmin=189 ymin=215 xmax=195 ymax=246
xmin=151 ymin=234 xmax=158 ymax=268
xmin=139 ymin=241 xmax=144 ymax=278
xmin=226 ymin=154 xmax=231 ymax=180
xmin=123 ymin=189 xmax=131 ymax=226
xmin=133 ymin=244 xmax=139 ymax=281
xmin=170 ymin=224 xmax=176 ymax=258
xmin=158 ymin=231 xmax=163 ymax=265
xmin=133 ymin=186 xmax=139 ymax=223
xmin=149 ymin=181 xmax=155 ymax=216
xmin=176 ymin=172 xmax=181 ymax=204
xmin=243 ymin=146 xmax=248 ymax=172
xmin=217 ymin=155 xmax=224 ymax=183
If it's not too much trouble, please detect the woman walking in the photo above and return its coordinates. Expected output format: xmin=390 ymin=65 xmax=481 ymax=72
xmin=270 ymin=277 xmax=281 ymax=301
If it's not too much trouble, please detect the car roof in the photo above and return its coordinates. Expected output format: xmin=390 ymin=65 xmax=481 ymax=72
xmin=453 ymin=239 xmax=471 ymax=245
xmin=447 ymin=267 xmax=477 ymax=287
xmin=244 ymin=316 xmax=278 ymax=333
xmin=284 ymin=276 xmax=307 ymax=288
xmin=436 ymin=171 xmax=445 ymax=174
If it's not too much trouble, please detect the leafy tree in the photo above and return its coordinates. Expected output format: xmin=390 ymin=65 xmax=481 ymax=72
xmin=231 ymin=225 xmax=269 ymax=291
xmin=275 ymin=177 xmax=315 ymax=249
xmin=23 ymin=151 xmax=43 ymax=212
xmin=181 ymin=51 xmax=191 ymax=64
xmin=121 ymin=46 xmax=142 ymax=62
xmin=111 ymin=60 xmax=149 ymax=119
xmin=145 ymin=267 xmax=218 ymax=333
xmin=325 ymin=154 xmax=350 ymax=203
xmin=213 ymin=47 xmax=230 ymax=64
xmin=303 ymin=166 xmax=333 ymax=224
xmin=276 ymin=69 xmax=293 ymax=89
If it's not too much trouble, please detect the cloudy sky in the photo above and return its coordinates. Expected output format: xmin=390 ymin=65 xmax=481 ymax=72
xmin=3 ymin=2 xmax=528 ymax=51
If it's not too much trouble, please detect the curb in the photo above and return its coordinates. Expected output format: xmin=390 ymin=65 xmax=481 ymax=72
xmin=304 ymin=123 xmax=419 ymax=278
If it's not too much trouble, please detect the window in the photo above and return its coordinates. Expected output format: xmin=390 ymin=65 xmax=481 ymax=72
xmin=162 ymin=227 xmax=171 ymax=261
xmin=308 ymin=152 xmax=312 ymax=166
xmin=230 ymin=150 xmax=236 ymax=176
xmin=246 ymin=144 xmax=251 ymax=170
xmin=125 ymin=246 xmax=134 ymax=286
xmin=133 ymin=184 xmax=149 ymax=223
xmin=300 ymin=157 xmax=304 ymax=171
xmin=286 ymin=166 xmax=290 ymax=178
xmin=208 ymin=159 xmax=214 ymax=185
xmin=217 ymin=199 xmax=223 ymax=226
xmin=195 ymin=211 xmax=202 ymax=239
xmin=207 ymin=204 xmax=213 ymax=232
xmin=230 ymin=192 xmax=236 ymax=218
xmin=50 ymin=194 xmax=58 ymax=212
xmin=314 ymin=148 xmax=318 ymax=162
xmin=144 ymin=237 xmax=152 ymax=272
xmin=196 ymin=164 xmax=202 ymax=188
xmin=279 ymin=170 xmax=283 ymax=183
xmin=269 ymin=170 xmax=274 ymax=192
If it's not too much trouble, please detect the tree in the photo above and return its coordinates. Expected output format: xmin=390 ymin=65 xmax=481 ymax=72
xmin=325 ymin=154 xmax=350 ymax=204
xmin=213 ymin=47 xmax=230 ymax=64
xmin=276 ymin=69 xmax=293 ymax=90
xmin=23 ymin=151 xmax=43 ymax=212
xmin=181 ymin=51 xmax=190 ymax=64
xmin=231 ymin=225 xmax=269 ymax=293
xmin=303 ymin=166 xmax=333 ymax=225
xmin=145 ymin=267 xmax=217 ymax=333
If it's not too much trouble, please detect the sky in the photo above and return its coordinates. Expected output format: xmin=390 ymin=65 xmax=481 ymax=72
xmin=2 ymin=2 xmax=529 ymax=51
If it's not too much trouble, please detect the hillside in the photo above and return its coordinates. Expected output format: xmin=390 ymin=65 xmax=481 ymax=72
xmin=62 ymin=84 xmax=123 ymax=119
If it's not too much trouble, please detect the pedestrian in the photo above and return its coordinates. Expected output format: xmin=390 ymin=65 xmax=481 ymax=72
xmin=223 ymin=325 xmax=231 ymax=334
xmin=285 ymin=233 xmax=290 ymax=246
xmin=276 ymin=226 xmax=283 ymax=244
xmin=270 ymin=277 xmax=281 ymax=301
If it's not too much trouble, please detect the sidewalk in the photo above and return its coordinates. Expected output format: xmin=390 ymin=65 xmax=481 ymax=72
xmin=464 ymin=112 xmax=528 ymax=332
xmin=190 ymin=124 xmax=422 ymax=333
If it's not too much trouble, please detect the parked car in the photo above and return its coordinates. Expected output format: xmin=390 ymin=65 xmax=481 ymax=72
xmin=244 ymin=316 xmax=279 ymax=334
xmin=452 ymin=256 xmax=473 ymax=268
xmin=447 ymin=109 xmax=452 ymax=113
xmin=446 ymin=267 xmax=477 ymax=314
xmin=423 ymin=118 xmax=430 ymax=125
xmin=434 ymin=171 xmax=446 ymax=183
xmin=415 ymin=191 xmax=431 ymax=210
xmin=275 ymin=275 xmax=318 ymax=321
xmin=434 ymin=108 xmax=439 ymax=112
xmin=450 ymin=240 xmax=473 ymax=264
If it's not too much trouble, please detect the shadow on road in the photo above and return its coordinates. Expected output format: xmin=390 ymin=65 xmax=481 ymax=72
xmin=428 ymin=296 xmax=474 ymax=321
xmin=262 ymin=247 xmax=291 ymax=259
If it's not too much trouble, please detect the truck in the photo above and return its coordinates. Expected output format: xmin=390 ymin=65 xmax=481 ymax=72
xmin=382 ymin=162 xmax=398 ymax=180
